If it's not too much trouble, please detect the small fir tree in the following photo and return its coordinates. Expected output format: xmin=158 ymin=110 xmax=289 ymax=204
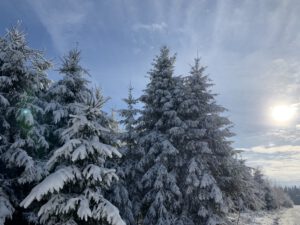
xmin=107 ymin=85 xmax=140 ymax=225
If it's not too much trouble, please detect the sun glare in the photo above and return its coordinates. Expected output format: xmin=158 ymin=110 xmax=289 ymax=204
xmin=271 ymin=105 xmax=296 ymax=123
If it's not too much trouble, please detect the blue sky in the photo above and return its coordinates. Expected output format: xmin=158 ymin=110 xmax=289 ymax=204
xmin=1 ymin=0 xmax=300 ymax=186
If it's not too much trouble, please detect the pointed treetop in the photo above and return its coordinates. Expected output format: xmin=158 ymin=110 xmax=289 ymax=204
xmin=190 ymin=57 xmax=206 ymax=76
xmin=47 ymin=48 xmax=90 ymax=105
xmin=59 ymin=48 xmax=88 ymax=76
xmin=149 ymin=46 xmax=176 ymax=78
xmin=5 ymin=23 xmax=27 ymax=48
xmin=123 ymin=84 xmax=138 ymax=106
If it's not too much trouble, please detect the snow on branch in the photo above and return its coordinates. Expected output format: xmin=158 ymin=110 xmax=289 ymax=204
xmin=20 ymin=166 xmax=82 ymax=208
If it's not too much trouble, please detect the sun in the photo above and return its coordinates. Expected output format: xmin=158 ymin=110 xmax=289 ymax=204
xmin=271 ymin=105 xmax=296 ymax=123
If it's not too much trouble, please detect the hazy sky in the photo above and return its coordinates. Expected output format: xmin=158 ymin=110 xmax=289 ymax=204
xmin=1 ymin=0 xmax=300 ymax=186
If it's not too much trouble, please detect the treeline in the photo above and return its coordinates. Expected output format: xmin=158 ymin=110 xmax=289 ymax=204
xmin=0 ymin=26 xmax=293 ymax=225
xmin=284 ymin=186 xmax=300 ymax=205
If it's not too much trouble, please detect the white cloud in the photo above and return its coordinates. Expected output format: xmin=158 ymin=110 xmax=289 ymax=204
xmin=242 ymin=145 xmax=300 ymax=186
xmin=250 ymin=145 xmax=300 ymax=154
xmin=132 ymin=22 xmax=167 ymax=32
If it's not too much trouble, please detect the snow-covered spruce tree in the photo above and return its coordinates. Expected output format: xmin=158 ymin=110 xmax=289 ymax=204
xmin=176 ymin=58 xmax=259 ymax=224
xmin=0 ymin=26 xmax=51 ymax=224
xmin=106 ymin=85 xmax=139 ymax=225
xmin=21 ymin=90 xmax=125 ymax=225
xmin=17 ymin=49 xmax=91 ymax=225
xmin=44 ymin=49 xmax=91 ymax=149
xmin=174 ymin=58 xmax=231 ymax=225
xmin=136 ymin=47 xmax=183 ymax=225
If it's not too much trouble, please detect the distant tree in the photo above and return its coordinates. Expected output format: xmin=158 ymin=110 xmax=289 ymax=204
xmin=107 ymin=85 xmax=140 ymax=225
xmin=119 ymin=85 xmax=139 ymax=155
xmin=285 ymin=186 xmax=300 ymax=205
xmin=272 ymin=186 xmax=293 ymax=208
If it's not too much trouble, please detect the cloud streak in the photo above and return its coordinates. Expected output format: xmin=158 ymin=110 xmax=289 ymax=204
xmin=132 ymin=22 xmax=167 ymax=32
xmin=26 ymin=0 xmax=93 ymax=53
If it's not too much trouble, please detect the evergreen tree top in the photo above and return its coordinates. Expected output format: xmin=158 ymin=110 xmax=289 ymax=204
xmin=148 ymin=46 xmax=176 ymax=79
xmin=0 ymin=25 xmax=51 ymax=94
xmin=122 ymin=84 xmax=139 ymax=107
xmin=47 ymin=48 xmax=90 ymax=104
xmin=120 ymin=84 xmax=139 ymax=124
xmin=59 ymin=48 xmax=88 ymax=76
xmin=141 ymin=46 xmax=177 ymax=110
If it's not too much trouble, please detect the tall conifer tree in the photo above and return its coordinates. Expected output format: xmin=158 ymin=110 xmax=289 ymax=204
xmin=174 ymin=58 xmax=228 ymax=225
xmin=136 ymin=47 xmax=183 ymax=225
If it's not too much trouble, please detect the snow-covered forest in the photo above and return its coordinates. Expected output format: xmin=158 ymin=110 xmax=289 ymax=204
xmin=0 ymin=26 xmax=294 ymax=225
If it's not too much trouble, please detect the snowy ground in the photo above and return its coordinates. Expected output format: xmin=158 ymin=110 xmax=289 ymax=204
xmin=278 ymin=206 xmax=300 ymax=225
xmin=229 ymin=205 xmax=300 ymax=225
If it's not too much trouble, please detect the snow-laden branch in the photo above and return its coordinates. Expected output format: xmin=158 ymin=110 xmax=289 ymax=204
xmin=20 ymin=166 xmax=81 ymax=208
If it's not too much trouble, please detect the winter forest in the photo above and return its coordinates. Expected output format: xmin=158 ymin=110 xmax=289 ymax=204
xmin=0 ymin=25 xmax=296 ymax=225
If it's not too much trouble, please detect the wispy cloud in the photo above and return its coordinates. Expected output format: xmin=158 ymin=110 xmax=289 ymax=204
xmin=26 ymin=0 xmax=93 ymax=53
xmin=132 ymin=22 xmax=167 ymax=32
xmin=249 ymin=145 xmax=300 ymax=154
xmin=264 ymin=128 xmax=300 ymax=145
